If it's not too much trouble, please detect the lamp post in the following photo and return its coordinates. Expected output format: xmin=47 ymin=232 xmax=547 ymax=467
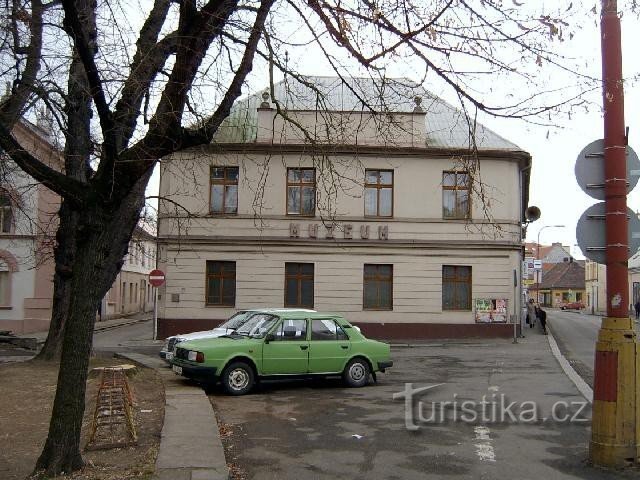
xmin=535 ymin=224 xmax=565 ymax=305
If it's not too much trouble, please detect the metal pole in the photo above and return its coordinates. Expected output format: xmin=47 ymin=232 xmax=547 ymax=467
xmin=590 ymin=0 xmax=638 ymax=467
xmin=153 ymin=287 xmax=158 ymax=341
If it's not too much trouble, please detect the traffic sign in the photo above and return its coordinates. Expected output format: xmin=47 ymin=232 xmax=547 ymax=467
xmin=149 ymin=269 xmax=165 ymax=287
xmin=575 ymin=203 xmax=640 ymax=263
xmin=533 ymin=260 xmax=542 ymax=270
xmin=574 ymin=139 xmax=640 ymax=200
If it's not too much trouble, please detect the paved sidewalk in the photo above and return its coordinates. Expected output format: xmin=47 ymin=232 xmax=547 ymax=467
xmin=118 ymin=353 xmax=229 ymax=480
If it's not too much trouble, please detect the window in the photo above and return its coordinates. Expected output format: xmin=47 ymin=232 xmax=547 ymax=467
xmin=287 ymin=168 xmax=315 ymax=216
xmin=273 ymin=319 xmax=307 ymax=341
xmin=363 ymin=264 xmax=393 ymax=310
xmin=442 ymin=265 xmax=471 ymax=310
xmin=206 ymin=261 xmax=236 ymax=306
xmin=311 ymin=319 xmax=349 ymax=341
xmin=210 ymin=166 xmax=239 ymax=214
xmin=284 ymin=263 xmax=314 ymax=308
xmin=443 ymin=171 xmax=470 ymax=219
xmin=364 ymin=170 xmax=393 ymax=217
xmin=0 ymin=261 xmax=11 ymax=306
xmin=0 ymin=195 xmax=12 ymax=233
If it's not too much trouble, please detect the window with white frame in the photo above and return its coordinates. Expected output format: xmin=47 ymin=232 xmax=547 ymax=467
xmin=0 ymin=260 xmax=11 ymax=306
xmin=0 ymin=194 xmax=13 ymax=233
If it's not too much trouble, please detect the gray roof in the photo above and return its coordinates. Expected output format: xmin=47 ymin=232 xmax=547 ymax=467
xmin=213 ymin=76 xmax=521 ymax=151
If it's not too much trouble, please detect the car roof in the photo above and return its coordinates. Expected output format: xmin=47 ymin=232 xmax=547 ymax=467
xmin=242 ymin=308 xmax=317 ymax=313
xmin=273 ymin=311 xmax=344 ymax=320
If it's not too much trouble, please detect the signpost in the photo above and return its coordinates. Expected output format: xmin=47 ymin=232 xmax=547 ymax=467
xmin=149 ymin=269 xmax=165 ymax=340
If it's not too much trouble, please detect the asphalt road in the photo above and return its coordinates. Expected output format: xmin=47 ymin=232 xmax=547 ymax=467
xmin=209 ymin=334 xmax=634 ymax=480
xmin=547 ymin=309 xmax=639 ymax=388
xmin=92 ymin=319 xmax=163 ymax=357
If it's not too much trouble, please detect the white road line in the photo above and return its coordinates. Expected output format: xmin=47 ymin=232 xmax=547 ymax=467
xmin=546 ymin=329 xmax=593 ymax=404
xmin=473 ymin=426 xmax=496 ymax=462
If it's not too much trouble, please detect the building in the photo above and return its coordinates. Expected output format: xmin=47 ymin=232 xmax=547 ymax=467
xmin=0 ymin=120 xmax=156 ymax=333
xmin=536 ymin=259 xmax=586 ymax=308
xmin=0 ymin=120 xmax=61 ymax=334
xmin=585 ymin=259 xmax=607 ymax=315
xmin=156 ymin=77 xmax=532 ymax=339
xmin=99 ymin=227 xmax=156 ymax=320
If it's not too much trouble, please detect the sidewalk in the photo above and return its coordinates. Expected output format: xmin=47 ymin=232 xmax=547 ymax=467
xmin=118 ymin=353 xmax=229 ymax=480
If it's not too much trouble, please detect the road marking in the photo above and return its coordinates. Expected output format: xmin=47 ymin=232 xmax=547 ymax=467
xmin=547 ymin=328 xmax=593 ymax=404
xmin=473 ymin=426 xmax=496 ymax=462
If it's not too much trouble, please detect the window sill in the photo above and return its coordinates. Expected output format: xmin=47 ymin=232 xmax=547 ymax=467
xmin=0 ymin=305 xmax=13 ymax=310
xmin=205 ymin=304 xmax=235 ymax=308
xmin=363 ymin=307 xmax=393 ymax=311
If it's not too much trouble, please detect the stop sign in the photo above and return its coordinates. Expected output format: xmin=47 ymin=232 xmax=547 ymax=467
xmin=149 ymin=269 xmax=165 ymax=287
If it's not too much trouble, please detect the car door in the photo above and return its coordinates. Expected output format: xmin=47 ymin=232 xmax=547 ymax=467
xmin=308 ymin=318 xmax=351 ymax=373
xmin=262 ymin=318 xmax=309 ymax=375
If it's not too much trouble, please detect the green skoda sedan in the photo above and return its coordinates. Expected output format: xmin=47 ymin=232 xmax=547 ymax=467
xmin=170 ymin=311 xmax=392 ymax=395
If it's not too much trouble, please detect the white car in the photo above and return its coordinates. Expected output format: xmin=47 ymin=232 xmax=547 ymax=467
xmin=159 ymin=308 xmax=316 ymax=362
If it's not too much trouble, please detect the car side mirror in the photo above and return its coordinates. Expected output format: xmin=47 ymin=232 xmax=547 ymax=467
xmin=265 ymin=333 xmax=275 ymax=344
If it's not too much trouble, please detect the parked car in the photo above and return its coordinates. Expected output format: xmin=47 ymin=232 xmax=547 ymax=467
xmin=170 ymin=311 xmax=392 ymax=395
xmin=561 ymin=301 xmax=585 ymax=310
xmin=159 ymin=308 xmax=316 ymax=362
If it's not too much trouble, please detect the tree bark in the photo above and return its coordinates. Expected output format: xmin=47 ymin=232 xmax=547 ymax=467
xmin=34 ymin=201 xmax=77 ymax=360
xmin=35 ymin=171 xmax=150 ymax=475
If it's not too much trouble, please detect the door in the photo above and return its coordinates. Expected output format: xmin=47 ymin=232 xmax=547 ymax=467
xmin=308 ymin=318 xmax=351 ymax=373
xmin=262 ymin=318 xmax=309 ymax=375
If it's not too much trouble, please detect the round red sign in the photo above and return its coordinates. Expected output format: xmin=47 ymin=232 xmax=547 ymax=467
xmin=149 ymin=269 xmax=165 ymax=287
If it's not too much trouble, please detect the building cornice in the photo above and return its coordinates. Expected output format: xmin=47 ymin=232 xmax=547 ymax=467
xmin=169 ymin=141 xmax=531 ymax=164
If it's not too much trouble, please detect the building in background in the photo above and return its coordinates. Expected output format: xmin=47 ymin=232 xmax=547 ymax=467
xmin=100 ymin=227 xmax=156 ymax=320
xmin=157 ymin=76 xmax=532 ymax=339
xmin=0 ymin=120 xmax=61 ymax=334
xmin=537 ymin=258 xmax=585 ymax=308
xmin=585 ymin=259 xmax=607 ymax=315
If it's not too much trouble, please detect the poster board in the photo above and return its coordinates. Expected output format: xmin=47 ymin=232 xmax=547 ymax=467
xmin=474 ymin=298 xmax=508 ymax=323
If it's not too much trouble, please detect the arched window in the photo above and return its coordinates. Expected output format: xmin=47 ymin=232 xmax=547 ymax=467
xmin=0 ymin=194 xmax=13 ymax=233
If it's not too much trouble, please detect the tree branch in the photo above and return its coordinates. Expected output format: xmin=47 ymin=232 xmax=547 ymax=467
xmin=0 ymin=121 xmax=87 ymax=203
xmin=60 ymin=0 xmax=117 ymax=160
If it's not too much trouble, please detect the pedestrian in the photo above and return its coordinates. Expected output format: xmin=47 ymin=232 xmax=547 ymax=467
xmin=635 ymin=300 xmax=640 ymax=320
xmin=536 ymin=305 xmax=547 ymax=334
xmin=526 ymin=298 xmax=536 ymax=328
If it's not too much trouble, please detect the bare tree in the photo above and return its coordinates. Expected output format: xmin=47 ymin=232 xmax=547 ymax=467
xmin=0 ymin=0 xmax=625 ymax=475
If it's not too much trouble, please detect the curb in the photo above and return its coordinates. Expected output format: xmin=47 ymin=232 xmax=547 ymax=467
xmin=115 ymin=352 xmax=230 ymax=480
xmin=546 ymin=326 xmax=593 ymax=404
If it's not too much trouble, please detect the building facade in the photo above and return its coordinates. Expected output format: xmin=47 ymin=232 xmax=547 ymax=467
xmin=0 ymin=120 xmax=61 ymax=334
xmin=100 ymin=227 xmax=156 ymax=320
xmin=157 ymin=77 xmax=532 ymax=339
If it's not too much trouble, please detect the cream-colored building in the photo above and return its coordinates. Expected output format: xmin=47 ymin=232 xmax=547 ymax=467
xmin=585 ymin=259 xmax=607 ymax=315
xmin=157 ymin=77 xmax=531 ymax=339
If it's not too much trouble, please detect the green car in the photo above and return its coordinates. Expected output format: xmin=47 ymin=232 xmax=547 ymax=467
xmin=170 ymin=311 xmax=393 ymax=395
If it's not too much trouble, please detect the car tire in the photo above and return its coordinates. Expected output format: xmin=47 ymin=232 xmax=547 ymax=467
xmin=343 ymin=357 xmax=370 ymax=388
xmin=221 ymin=361 xmax=255 ymax=395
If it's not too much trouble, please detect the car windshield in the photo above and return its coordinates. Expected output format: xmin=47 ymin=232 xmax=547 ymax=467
xmin=235 ymin=313 xmax=279 ymax=338
xmin=218 ymin=311 xmax=252 ymax=330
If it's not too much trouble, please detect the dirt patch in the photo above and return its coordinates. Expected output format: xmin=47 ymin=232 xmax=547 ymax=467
xmin=0 ymin=356 xmax=164 ymax=480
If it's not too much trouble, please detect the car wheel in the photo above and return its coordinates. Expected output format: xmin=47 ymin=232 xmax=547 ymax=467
xmin=343 ymin=357 xmax=370 ymax=388
xmin=221 ymin=362 xmax=255 ymax=395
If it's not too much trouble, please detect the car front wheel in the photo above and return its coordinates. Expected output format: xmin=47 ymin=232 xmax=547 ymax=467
xmin=343 ymin=357 xmax=370 ymax=388
xmin=221 ymin=362 xmax=255 ymax=395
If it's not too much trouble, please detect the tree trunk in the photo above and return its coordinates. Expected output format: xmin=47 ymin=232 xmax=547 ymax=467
xmin=35 ymin=200 xmax=77 ymax=361
xmin=35 ymin=172 xmax=150 ymax=476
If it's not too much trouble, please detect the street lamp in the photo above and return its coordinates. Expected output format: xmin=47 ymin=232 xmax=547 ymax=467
xmin=535 ymin=224 xmax=565 ymax=305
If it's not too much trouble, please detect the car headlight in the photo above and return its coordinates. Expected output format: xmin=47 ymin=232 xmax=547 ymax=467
xmin=187 ymin=350 xmax=205 ymax=362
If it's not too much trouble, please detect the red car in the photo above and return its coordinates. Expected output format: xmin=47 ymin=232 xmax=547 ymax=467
xmin=561 ymin=301 xmax=585 ymax=310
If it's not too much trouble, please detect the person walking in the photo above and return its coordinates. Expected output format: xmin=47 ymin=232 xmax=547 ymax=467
xmin=634 ymin=300 xmax=640 ymax=320
xmin=536 ymin=305 xmax=547 ymax=334
xmin=527 ymin=298 xmax=537 ymax=328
